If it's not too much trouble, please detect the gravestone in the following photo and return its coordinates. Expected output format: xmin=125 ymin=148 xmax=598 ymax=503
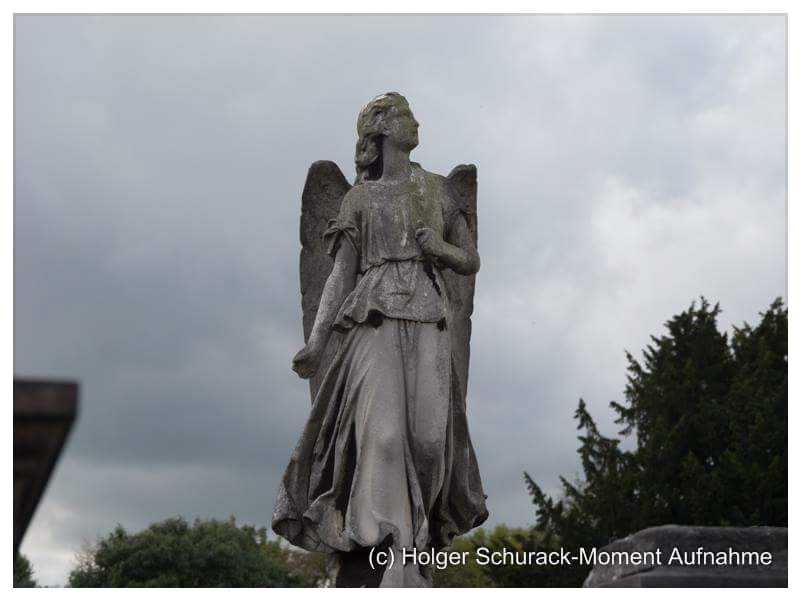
xmin=583 ymin=525 xmax=787 ymax=588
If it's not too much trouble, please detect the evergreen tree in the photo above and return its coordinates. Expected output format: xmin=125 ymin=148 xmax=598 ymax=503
xmin=14 ymin=552 xmax=37 ymax=588
xmin=525 ymin=298 xmax=787 ymax=586
xmin=722 ymin=298 xmax=788 ymax=525
xmin=524 ymin=399 xmax=638 ymax=585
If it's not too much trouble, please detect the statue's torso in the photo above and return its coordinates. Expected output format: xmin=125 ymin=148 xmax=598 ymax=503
xmin=331 ymin=166 xmax=456 ymax=330
xmin=360 ymin=167 xmax=446 ymax=267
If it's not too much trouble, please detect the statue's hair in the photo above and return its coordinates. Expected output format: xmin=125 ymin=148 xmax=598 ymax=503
xmin=354 ymin=92 xmax=409 ymax=184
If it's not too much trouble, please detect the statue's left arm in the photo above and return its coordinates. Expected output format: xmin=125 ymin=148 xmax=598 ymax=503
xmin=416 ymin=215 xmax=480 ymax=276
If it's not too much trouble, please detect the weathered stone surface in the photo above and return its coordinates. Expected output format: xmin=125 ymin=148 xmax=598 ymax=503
xmin=274 ymin=92 xmax=487 ymax=587
xmin=299 ymin=160 xmax=350 ymax=401
xmin=443 ymin=164 xmax=477 ymax=414
xmin=583 ymin=525 xmax=787 ymax=588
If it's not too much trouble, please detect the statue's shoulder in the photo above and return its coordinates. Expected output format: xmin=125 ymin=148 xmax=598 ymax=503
xmin=343 ymin=181 xmax=368 ymax=197
xmin=339 ymin=181 xmax=369 ymax=212
xmin=411 ymin=163 xmax=464 ymax=216
xmin=411 ymin=162 xmax=446 ymax=184
xmin=410 ymin=162 xmax=454 ymax=197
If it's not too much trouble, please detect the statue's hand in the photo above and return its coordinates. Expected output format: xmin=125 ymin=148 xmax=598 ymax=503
xmin=415 ymin=226 xmax=444 ymax=259
xmin=292 ymin=341 xmax=324 ymax=379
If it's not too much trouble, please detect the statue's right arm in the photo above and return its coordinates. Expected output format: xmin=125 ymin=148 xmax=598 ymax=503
xmin=292 ymin=239 xmax=358 ymax=379
xmin=308 ymin=239 xmax=358 ymax=349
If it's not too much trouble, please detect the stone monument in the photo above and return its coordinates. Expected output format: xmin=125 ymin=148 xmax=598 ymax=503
xmin=583 ymin=525 xmax=788 ymax=588
xmin=272 ymin=92 xmax=488 ymax=587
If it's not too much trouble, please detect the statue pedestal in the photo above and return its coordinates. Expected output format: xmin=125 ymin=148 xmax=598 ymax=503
xmin=583 ymin=525 xmax=787 ymax=588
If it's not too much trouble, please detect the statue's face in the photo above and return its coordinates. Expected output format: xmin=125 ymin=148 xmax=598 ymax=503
xmin=384 ymin=103 xmax=419 ymax=151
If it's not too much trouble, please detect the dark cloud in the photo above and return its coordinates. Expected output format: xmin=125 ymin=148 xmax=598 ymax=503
xmin=14 ymin=14 xmax=786 ymax=585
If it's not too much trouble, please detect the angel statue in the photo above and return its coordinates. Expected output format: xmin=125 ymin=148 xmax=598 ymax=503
xmin=272 ymin=92 xmax=488 ymax=588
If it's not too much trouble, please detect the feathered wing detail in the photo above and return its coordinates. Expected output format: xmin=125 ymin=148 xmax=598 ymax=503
xmin=443 ymin=164 xmax=478 ymax=412
xmin=431 ymin=163 xmax=488 ymax=545
xmin=299 ymin=160 xmax=352 ymax=401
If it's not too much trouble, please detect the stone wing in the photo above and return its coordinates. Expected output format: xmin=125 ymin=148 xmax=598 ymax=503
xmin=443 ymin=164 xmax=478 ymax=411
xmin=299 ymin=160 xmax=352 ymax=401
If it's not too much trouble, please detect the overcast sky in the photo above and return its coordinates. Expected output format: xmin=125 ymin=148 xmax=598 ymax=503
xmin=14 ymin=14 xmax=786 ymax=585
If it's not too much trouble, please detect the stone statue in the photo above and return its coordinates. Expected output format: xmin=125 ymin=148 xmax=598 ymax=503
xmin=272 ymin=92 xmax=488 ymax=587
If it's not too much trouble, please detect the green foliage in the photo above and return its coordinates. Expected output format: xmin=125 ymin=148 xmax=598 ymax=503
xmin=526 ymin=298 xmax=787 ymax=586
xmin=433 ymin=528 xmax=497 ymax=588
xmin=433 ymin=525 xmax=546 ymax=588
xmin=281 ymin=549 xmax=335 ymax=588
xmin=14 ymin=552 xmax=37 ymax=588
xmin=435 ymin=525 xmax=585 ymax=587
xmin=523 ymin=399 xmax=638 ymax=585
xmin=723 ymin=299 xmax=788 ymax=525
xmin=67 ymin=516 xmax=317 ymax=588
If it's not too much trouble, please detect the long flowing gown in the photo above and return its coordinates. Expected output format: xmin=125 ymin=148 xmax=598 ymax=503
xmin=272 ymin=167 xmax=488 ymax=587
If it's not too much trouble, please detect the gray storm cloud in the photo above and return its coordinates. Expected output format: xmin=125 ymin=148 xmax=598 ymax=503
xmin=14 ymin=14 xmax=786 ymax=585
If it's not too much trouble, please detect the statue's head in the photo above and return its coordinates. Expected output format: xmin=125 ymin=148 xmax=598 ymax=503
xmin=354 ymin=92 xmax=419 ymax=183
